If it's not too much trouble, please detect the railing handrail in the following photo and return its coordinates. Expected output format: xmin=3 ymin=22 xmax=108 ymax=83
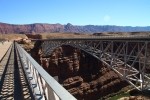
xmin=15 ymin=42 xmax=77 ymax=100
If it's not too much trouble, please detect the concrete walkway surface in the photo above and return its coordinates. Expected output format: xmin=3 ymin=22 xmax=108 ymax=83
xmin=0 ymin=41 xmax=12 ymax=61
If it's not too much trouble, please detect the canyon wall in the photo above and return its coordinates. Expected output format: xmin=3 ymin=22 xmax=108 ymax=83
xmin=1 ymin=22 xmax=150 ymax=34
xmin=31 ymin=44 xmax=128 ymax=100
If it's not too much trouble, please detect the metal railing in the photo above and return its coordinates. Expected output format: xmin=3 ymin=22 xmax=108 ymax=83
xmin=15 ymin=42 xmax=76 ymax=100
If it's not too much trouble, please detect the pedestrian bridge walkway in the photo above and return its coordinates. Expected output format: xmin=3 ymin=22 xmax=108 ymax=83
xmin=0 ymin=42 xmax=76 ymax=100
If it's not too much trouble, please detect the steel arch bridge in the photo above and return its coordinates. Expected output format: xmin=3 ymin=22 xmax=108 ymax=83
xmin=37 ymin=36 xmax=150 ymax=91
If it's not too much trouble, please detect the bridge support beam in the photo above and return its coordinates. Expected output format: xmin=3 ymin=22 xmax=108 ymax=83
xmin=40 ymin=38 xmax=150 ymax=91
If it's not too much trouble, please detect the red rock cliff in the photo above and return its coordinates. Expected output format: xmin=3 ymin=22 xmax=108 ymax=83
xmin=0 ymin=22 xmax=64 ymax=34
xmin=31 ymin=45 xmax=128 ymax=100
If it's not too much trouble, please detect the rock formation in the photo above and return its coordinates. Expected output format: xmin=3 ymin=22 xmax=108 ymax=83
xmin=0 ymin=22 xmax=64 ymax=34
xmin=1 ymin=22 xmax=150 ymax=34
xmin=31 ymin=44 xmax=128 ymax=100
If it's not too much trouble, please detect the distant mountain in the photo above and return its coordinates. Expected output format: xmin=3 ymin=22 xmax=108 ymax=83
xmin=0 ymin=22 xmax=150 ymax=34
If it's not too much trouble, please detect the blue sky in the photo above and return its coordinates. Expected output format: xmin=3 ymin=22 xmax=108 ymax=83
xmin=0 ymin=0 xmax=149 ymax=26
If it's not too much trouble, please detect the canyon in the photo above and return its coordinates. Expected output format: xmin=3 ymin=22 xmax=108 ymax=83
xmin=30 ymin=42 xmax=128 ymax=100
xmin=18 ymin=35 xmax=150 ymax=100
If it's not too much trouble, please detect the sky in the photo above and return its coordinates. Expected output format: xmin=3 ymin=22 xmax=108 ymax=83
xmin=0 ymin=0 xmax=149 ymax=26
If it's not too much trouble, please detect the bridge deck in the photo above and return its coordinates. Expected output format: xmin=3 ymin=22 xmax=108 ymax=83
xmin=0 ymin=43 xmax=33 ymax=100
xmin=34 ymin=36 xmax=150 ymax=41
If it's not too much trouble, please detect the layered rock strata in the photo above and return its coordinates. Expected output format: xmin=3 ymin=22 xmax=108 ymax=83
xmin=31 ymin=44 xmax=128 ymax=100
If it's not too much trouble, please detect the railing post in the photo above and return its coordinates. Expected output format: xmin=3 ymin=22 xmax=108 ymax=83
xmin=46 ymin=83 xmax=60 ymax=100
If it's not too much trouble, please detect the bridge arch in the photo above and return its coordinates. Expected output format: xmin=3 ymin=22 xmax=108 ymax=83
xmin=34 ymin=39 xmax=150 ymax=91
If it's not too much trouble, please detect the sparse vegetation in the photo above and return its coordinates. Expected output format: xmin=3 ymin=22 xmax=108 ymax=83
xmin=109 ymin=92 xmax=130 ymax=100
xmin=25 ymin=33 xmax=92 ymax=39
xmin=0 ymin=34 xmax=27 ymax=41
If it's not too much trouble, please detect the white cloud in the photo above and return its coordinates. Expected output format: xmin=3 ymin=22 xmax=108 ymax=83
xmin=104 ymin=15 xmax=111 ymax=22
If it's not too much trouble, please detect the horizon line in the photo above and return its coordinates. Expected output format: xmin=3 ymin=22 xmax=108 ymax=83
xmin=0 ymin=22 xmax=150 ymax=27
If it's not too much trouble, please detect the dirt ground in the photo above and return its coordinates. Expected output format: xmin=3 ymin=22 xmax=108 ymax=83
xmin=0 ymin=34 xmax=27 ymax=41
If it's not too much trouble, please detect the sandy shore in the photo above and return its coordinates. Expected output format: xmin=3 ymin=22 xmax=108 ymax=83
xmin=0 ymin=41 xmax=12 ymax=61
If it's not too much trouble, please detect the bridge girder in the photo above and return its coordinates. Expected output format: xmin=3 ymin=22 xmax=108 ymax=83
xmin=40 ymin=39 xmax=150 ymax=91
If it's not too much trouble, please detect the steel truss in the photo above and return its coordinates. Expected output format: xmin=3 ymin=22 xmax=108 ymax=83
xmin=40 ymin=39 xmax=150 ymax=91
